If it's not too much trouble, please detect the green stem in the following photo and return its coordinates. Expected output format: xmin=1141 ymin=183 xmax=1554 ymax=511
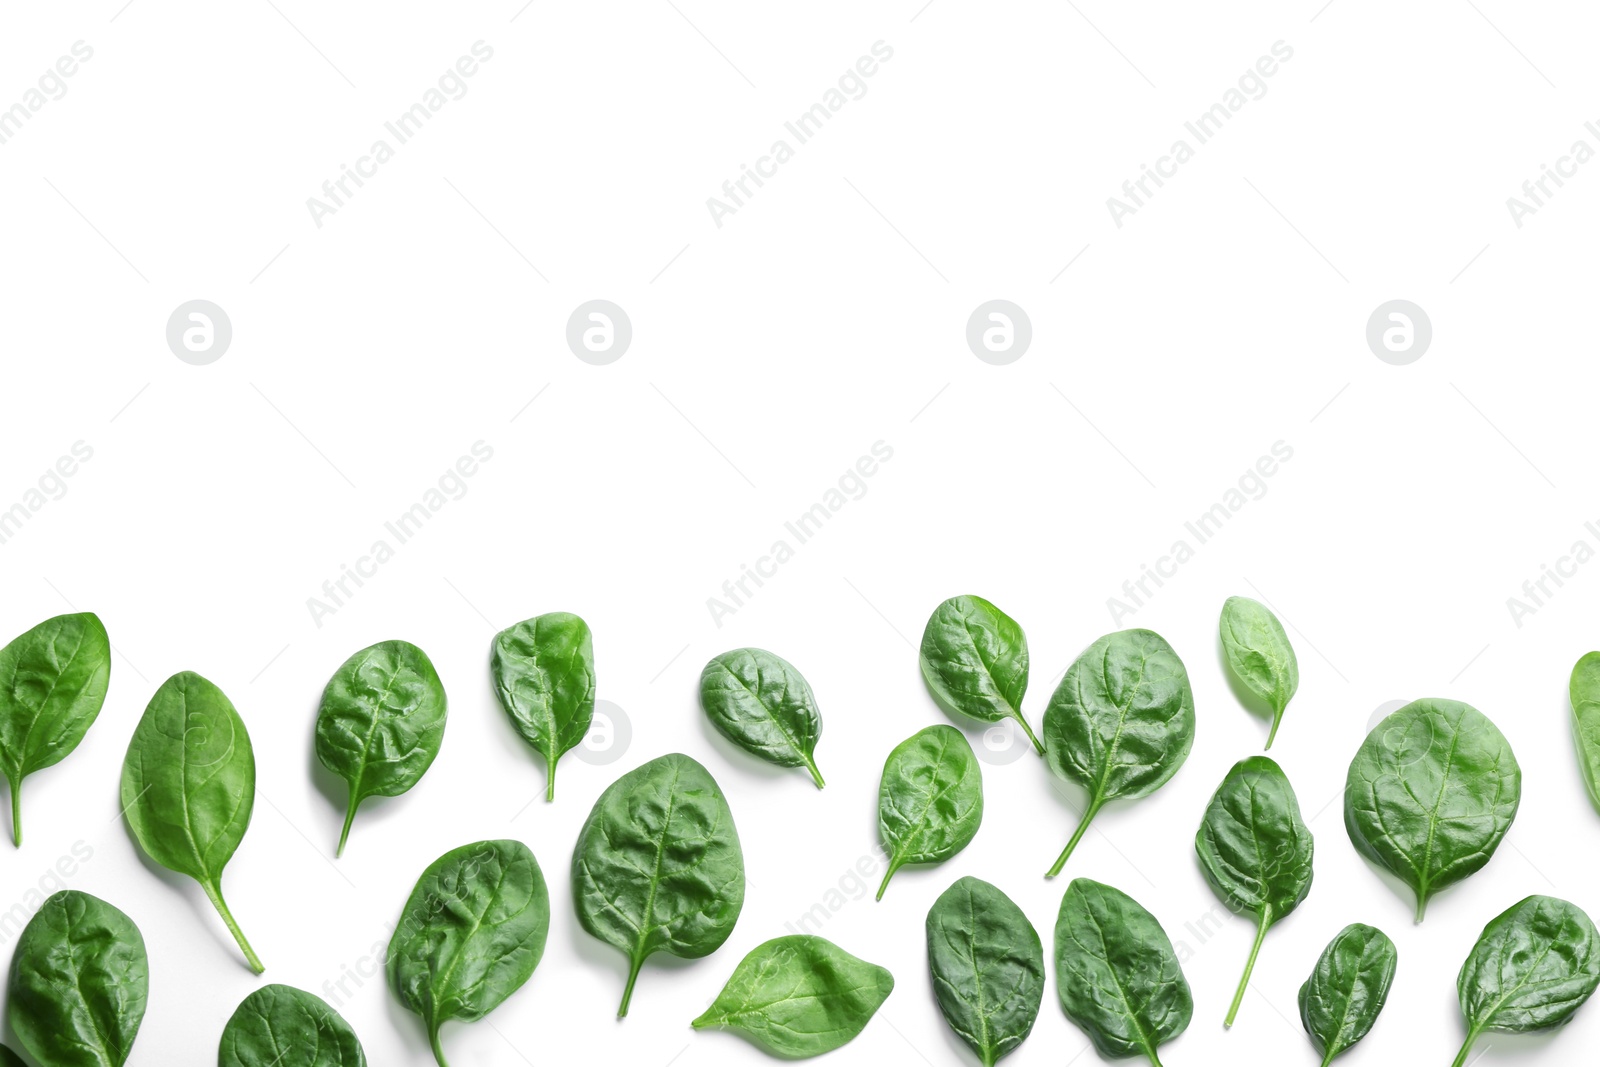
xmin=1013 ymin=711 xmax=1045 ymax=756
xmin=618 ymin=955 xmax=644 ymax=1017
xmin=428 ymin=1021 xmax=451 ymax=1067
xmin=1047 ymin=797 xmax=1104 ymax=878
xmin=546 ymin=756 xmax=557 ymax=802
xmin=202 ymin=880 xmax=264 ymax=974
xmin=9 ymin=776 xmax=20 ymax=847
xmin=1450 ymin=1025 xmax=1481 ymax=1067
xmin=875 ymin=858 xmax=902 ymax=901
xmin=1416 ymin=890 xmax=1430 ymax=924
xmin=803 ymin=756 xmax=825 ymax=790
xmin=1225 ymin=908 xmax=1272 ymax=1027
xmin=1265 ymin=708 xmax=1284 ymax=749
xmin=336 ymin=793 xmax=360 ymax=857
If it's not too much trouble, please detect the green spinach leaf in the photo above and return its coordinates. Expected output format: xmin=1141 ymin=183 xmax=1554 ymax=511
xmin=1195 ymin=755 xmax=1313 ymax=1027
xmin=1298 ymin=923 xmax=1396 ymax=1066
xmin=315 ymin=639 xmax=447 ymax=856
xmin=1054 ymin=878 xmax=1191 ymax=1067
xmin=220 ymin=983 xmax=367 ymax=1067
xmin=0 ymin=1046 xmax=23 ymax=1067
xmin=926 ymin=876 xmax=1043 ymax=1066
xmin=8 ymin=890 xmax=147 ymax=1067
xmin=0 ymin=612 xmax=111 ymax=845
xmin=120 ymin=670 xmax=263 ymax=973
xmin=1041 ymin=628 xmax=1194 ymax=877
xmin=1218 ymin=596 xmax=1298 ymax=748
xmin=389 ymin=840 xmax=548 ymax=1067
xmin=699 ymin=648 xmax=824 ymax=788
xmin=572 ymin=753 xmax=744 ymax=1015
xmin=1569 ymin=652 xmax=1600 ymax=811
xmin=919 ymin=595 xmax=1042 ymax=754
xmin=692 ymin=935 xmax=893 ymax=1058
xmin=491 ymin=612 xmax=595 ymax=801
xmin=877 ymin=724 xmax=983 ymax=900
xmin=1344 ymin=698 xmax=1519 ymax=920
xmin=1452 ymin=895 xmax=1600 ymax=1067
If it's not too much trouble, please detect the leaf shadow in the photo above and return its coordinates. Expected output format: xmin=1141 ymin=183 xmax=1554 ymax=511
xmin=1216 ymin=630 xmax=1275 ymax=737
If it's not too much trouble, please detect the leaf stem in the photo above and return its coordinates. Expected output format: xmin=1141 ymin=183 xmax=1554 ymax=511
xmin=803 ymin=755 xmax=826 ymax=790
xmin=875 ymin=858 xmax=902 ymax=901
xmin=8 ymin=776 xmax=20 ymax=847
xmin=546 ymin=757 xmax=557 ymax=803
xmin=337 ymin=792 xmax=360 ymax=857
xmin=1012 ymin=711 xmax=1045 ymax=756
xmin=428 ymin=1021 xmax=451 ymax=1067
xmin=618 ymin=955 xmax=644 ymax=1017
xmin=1415 ymin=890 xmax=1429 ymax=924
xmin=1046 ymin=797 xmax=1104 ymax=878
xmin=202 ymin=880 xmax=264 ymax=974
xmin=1450 ymin=1025 xmax=1481 ymax=1067
xmin=1225 ymin=908 xmax=1272 ymax=1027
xmin=1265 ymin=708 xmax=1284 ymax=749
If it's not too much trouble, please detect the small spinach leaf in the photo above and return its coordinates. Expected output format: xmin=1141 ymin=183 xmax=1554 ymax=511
xmin=1298 ymin=923 xmax=1397 ymax=1066
xmin=0 ymin=612 xmax=112 ymax=845
xmin=1195 ymin=755 xmax=1314 ymax=1027
xmin=699 ymin=648 xmax=824 ymax=787
xmin=926 ymin=876 xmax=1044 ymax=1066
xmin=572 ymin=753 xmax=744 ymax=1016
xmin=1569 ymin=652 xmax=1600 ymax=811
xmin=1344 ymin=698 xmax=1520 ymax=920
xmin=1452 ymin=895 xmax=1600 ymax=1067
xmin=919 ymin=595 xmax=1041 ymax=754
xmin=491 ymin=612 xmax=595 ymax=801
xmin=220 ymin=984 xmax=367 ymax=1067
xmin=877 ymin=724 xmax=983 ymax=900
xmin=692 ymin=935 xmax=893 ymax=1058
xmin=8 ymin=890 xmax=148 ymax=1067
xmin=1041 ymin=628 xmax=1194 ymax=877
xmin=1219 ymin=596 xmax=1298 ymax=748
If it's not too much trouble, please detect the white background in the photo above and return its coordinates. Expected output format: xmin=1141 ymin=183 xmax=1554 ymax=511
xmin=1 ymin=1 xmax=1597 ymax=1065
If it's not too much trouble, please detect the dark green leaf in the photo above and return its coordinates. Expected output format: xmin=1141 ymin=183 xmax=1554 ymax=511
xmin=219 ymin=984 xmax=367 ymax=1067
xmin=572 ymin=753 xmax=744 ymax=1016
xmin=699 ymin=648 xmax=824 ymax=788
xmin=1298 ymin=923 xmax=1397 ymax=1066
xmin=1570 ymin=653 xmax=1600 ymax=811
xmin=926 ymin=876 xmax=1043 ymax=1066
xmin=0 ymin=612 xmax=111 ymax=846
xmin=0 ymin=1046 xmax=23 ymax=1067
xmin=919 ymin=595 xmax=1041 ymax=754
xmin=491 ymin=612 xmax=595 ymax=801
xmin=1054 ymin=878 xmax=1191 ymax=1067
xmin=315 ymin=639 xmax=447 ymax=856
xmin=877 ymin=725 xmax=983 ymax=900
xmin=693 ymin=935 xmax=893 ymax=1058
xmin=120 ymin=671 xmax=263 ymax=973
xmin=1218 ymin=596 xmax=1298 ymax=748
xmin=1041 ymin=628 xmax=1194 ymax=878
xmin=1344 ymin=698 xmax=1520 ymax=920
xmin=8 ymin=890 xmax=147 ymax=1067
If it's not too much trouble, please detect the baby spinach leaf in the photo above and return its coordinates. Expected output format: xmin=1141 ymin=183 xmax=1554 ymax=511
xmin=0 ymin=612 xmax=111 ymax=845
xmin=919 ymin=595 xmax=1042 ymax=755
xmin=1195 ymin=754 xmax=1314 ymax=1027
xmin=491 ymin=612 xmax=595 ymax=801
xmin=877 ymin=724 xmax=983 ymax=900
xmin=692 ymin=935 xmax=893 ymax=1058
xmin=315 ymin=639 xmax=448 ymax=856
xmin=1452 ymin=895 xmax=1600 ymax=1067
xmin=1218 ymin=596 xmax=1298 ymax=748
xmin=1041 ymin=628 xmax=1194 ymax=878
xmin=1054 ymin=878 xmax=1191 ymax=1067
xmin=389 ymin=839 xmax=548 ymax=1067
xmin=120 ymin=670 xmax=263 ymax=973
xmin=572 ymin=753 xmax=744 ymax=1016
xmin=926 ymin=876 xmax=1044 ymax=1066
xmin=699 ymin=648 xmax=824 ymax=788
xmin=8 ymin=890 xmax=148 ymax=1067
xmin=1298 ymin=923 xmax=1397 ymax=1066
xmin=1344 ymin=698 xmax=1520 ymax=920
xmin=0 ymin=1046 xmax=23 ymax=1067
xmin=220 ymin=984 xmax=367 ymax=1067
xmin=1569 ymin=652 xmax=1600 ymax=811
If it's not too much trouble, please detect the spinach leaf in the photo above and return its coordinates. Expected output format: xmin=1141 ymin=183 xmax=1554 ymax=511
xmin=1298 ymin=923 xmax=1397 ymax=1066
xmin=1452 ymin=895 xmax=1600 ymax=1067
xmin=692 ymin=935 xmax=893 ymax=1058
xmin=1344 ymin=698 xmax=1520 ymax=920
xmin=1041 ymin=628 xmax=1194 ymax=878
xmin=877 ymin=724 xmax=983 ymax=900
xmin=389 ymin=839 xmax=548 ymax=1067
xmin=572 ymin=752 xmax=744 ymax=1015
xmin=0 ymin=1047 xmax=22 ymax=1067
xmin=699 ymin=648 xmax=824 ymax=787
xmin=491 ymin=612 xmax=595 ymax=801
xmin=926 ymin=876 xmax=1044 ymax=1066
xmin=919 ymin=595 xmax=1042 ymax=754
xmin=1218 ymin=596 xmax=1298 ymax=748
xmin=1195 ymin=754 xmax=1313 ymax=1027
xmin=1054 ymin=878 xmax=1191 ymax=1066
xmin=8 ymin=890 xmax=148 ymax=1067
xmin=120 ymin=670 xmax=263 ymax=973
xmin=1570 ymin=652 xmax=1600 ymax=811
xmin=315 ymin=639 xmax=447 ymax=856
xmin=0 ymin=612 xmax=111 ymax=845
xmin=220 ymin=984 xmax=367 ymax=1067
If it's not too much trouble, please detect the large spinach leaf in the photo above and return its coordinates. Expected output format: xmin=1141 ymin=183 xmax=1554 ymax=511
xmin=1054 ymin=878 xmax=1191 ymax=1066
xmin=389 ymin=839 xmax=548 ymax=1067
xmin=120 ymin=670 xmax=263 ymax=973
xmin=8 ymin=890 xmax=147 ymax=1067
xmin=220 ymin=984 xmax=367 ymax=1067
xmin=1344 ymin=697 xmax=1519 ymax=920
xmin=0 ymin=1047 xmax=23 ymax=1067
xmin=1218 ymin=595 xmax=1298 ymax=748
xmin=315 ymin=639 xmax=447 ymax=856
xmin=1452 ymin=895 xmax=1600 ymax=1067
xmin=919 ymin=595 xmax=1041 ymax=754
xmin=1041 ymin=628 xmax=1194 ymax=877
xmin=1195 ymin=755 xmax=1313 ymax=1027
xmin=1298 ymin=922 xmax=1396 ymax=1066
xmin=1569 ymin=652 xmax=1600 ymax=811
xmin=491 ymin=612 xmax=595 ymax=801
xmin=877 ymin=724 xmax=983 ymax=900
xmin=0 ymin=612 xmax=111 ymax=845
xmin=692 ymin=935 xmax=893 ymax=1058
xmin=572 ymin=753 xmax=744 ymax=1015
xmin=926 ymin=876 xmax=1043 ymax=1066
xmin=699 ymin=647 xmax=824 ymax=787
